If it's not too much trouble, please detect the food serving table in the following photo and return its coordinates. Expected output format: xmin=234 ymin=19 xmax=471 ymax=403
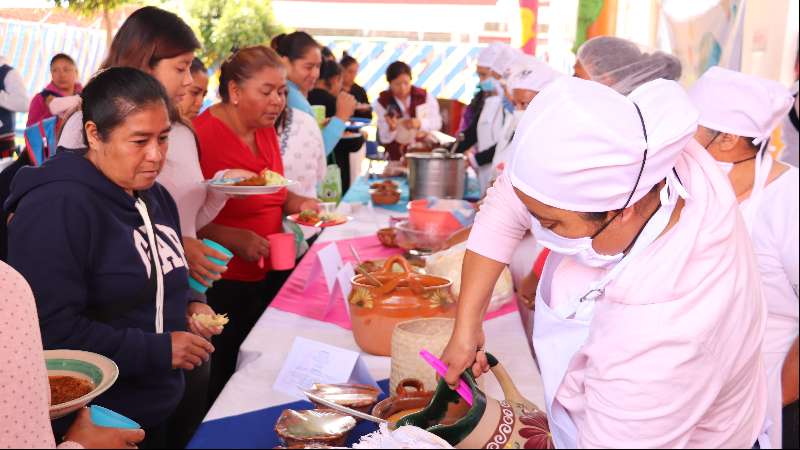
xmin=188 ymin=177 xmax=544 ymax=449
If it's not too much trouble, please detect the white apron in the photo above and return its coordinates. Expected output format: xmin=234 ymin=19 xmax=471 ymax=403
xmin=741 ymin=152 xmax=782 ymax=448
xmin=532 ymin=180 xmax=773 ymax=448
xmin=532 ymin=187 xmax=680 ymax=449
xmin=476 ymin=96 xmax=506 ymax=196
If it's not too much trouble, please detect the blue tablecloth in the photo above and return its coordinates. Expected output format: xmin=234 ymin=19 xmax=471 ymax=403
xmin=188 ymin=379 xmax=390 ymax=449
xmin=342 ymin=176 xmax=481 ymax=210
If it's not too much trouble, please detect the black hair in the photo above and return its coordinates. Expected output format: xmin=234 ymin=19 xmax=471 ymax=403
xmin=340 ymin=51 xmax=357 ymax=69
xmin=321 ymin=46 xmax=335 ymax=62
xmin=386 ymin=61 xmax=412 ymax=83
xmin=101 ymin=6 xmax=200 ymax=71
xmin=81 ymin=67 xmax=170 ymax=143
xmin=218 ymin=45 xmax=285 ymax=102
xmin=190 ymin=57 xmax=207 ymax=75
xmin=319 ymin=60 xmax=342 ymax=82
xmin=581 ymin=183 xmax=661 ymax=222
xmin=271 ymin=32 xmax=320 ymax=62
xmin=50 ymin=53 xmax=76 ymax=67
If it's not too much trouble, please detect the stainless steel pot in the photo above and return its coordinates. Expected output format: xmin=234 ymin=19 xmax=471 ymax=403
xmin=406 ymin=151 xmax=466 ymax=200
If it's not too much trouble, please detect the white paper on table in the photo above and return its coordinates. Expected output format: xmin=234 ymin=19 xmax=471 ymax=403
xmin=272 ymin=336 xmax=380 ymax=400
xmin=304 ymin=242 xmax=343 ymax=294
xmin=327 ymin=262 xmax=355 ymax=319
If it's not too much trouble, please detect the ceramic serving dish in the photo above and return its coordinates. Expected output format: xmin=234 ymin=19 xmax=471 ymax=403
xmin=45 ymin=350 xmax=119 ymax=420
xmin=348 ymin=256 xmax=456 ymax=356
xmin=307 ymin=383 xmax=382 ymax=414
xmin=274 ymin=409 xmax=356 ymax=448
xmin=397 ymin=353 xmax=553 ymax=449
xmin=372 ymin=379 xmax=436 ymax=425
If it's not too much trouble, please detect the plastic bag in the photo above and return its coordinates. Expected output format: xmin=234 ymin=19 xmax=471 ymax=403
xmin=426 ymin=242 xmax=514 ymax=312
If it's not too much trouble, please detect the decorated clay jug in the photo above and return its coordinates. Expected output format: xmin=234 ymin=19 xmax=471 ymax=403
xmin=398 ymin=353 xmax=553 ymax=449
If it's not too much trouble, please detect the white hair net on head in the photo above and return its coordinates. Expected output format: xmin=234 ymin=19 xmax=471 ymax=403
xmin=509 ymin=57 xmax=564 ymax=92
xmin=577 ymin=36 xmax=682 ymax=95
xmin=477 ymin=43 xmax=504 ymax=69
xmin=490 ymin=46 xmax=523 ymax=79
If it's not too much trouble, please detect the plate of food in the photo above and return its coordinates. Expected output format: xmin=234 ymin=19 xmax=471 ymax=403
xmin=288 ymin=210 xmax=351 ymax=228
xmin=208 ymin=169 xmax=296 ymax=195
xmin=45 ymin=349 xmax=119 ymax=420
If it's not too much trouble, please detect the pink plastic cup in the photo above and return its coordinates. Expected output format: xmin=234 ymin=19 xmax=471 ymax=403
xmin=268 ymin=233 xmax=297 ymax=271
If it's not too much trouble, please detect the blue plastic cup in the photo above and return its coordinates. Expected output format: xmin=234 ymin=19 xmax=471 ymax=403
xmin=90 ymin=405 xmax=140 ymax=429
xmin=188 ymin=239 xmax=234 ymax=294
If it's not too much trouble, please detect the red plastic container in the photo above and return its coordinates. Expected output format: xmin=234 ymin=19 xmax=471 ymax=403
xmin=408 ymin=199 xmax=465 ymax=234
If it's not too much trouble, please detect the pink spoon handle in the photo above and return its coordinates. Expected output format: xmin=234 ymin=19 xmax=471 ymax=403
xmin=420 ymin=349 xmax=474 ymax=406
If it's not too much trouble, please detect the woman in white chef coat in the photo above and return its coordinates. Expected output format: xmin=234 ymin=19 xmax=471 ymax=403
xmin=441 ymin=76 xmax=770 ymax=448
xmin=490 ymin=59 xmax=563 ymax=174
xmin=689 ymin=66 xmax=798 ymax=449
xmin=471 ymin=45 xmax=520 ymax=195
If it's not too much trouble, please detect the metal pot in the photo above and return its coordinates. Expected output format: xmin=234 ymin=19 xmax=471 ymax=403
xmin=406 ymin=151 xmax=466 ymax=200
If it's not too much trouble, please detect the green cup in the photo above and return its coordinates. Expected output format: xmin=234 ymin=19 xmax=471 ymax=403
xmin=311 ymin=105 xmax=326 ymax=127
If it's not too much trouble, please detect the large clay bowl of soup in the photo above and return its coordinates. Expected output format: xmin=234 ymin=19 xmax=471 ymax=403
xmin=348 ymin=255 xmax=456 ymax=356
xmin=45 ymin=350 xmax=119 ymax=420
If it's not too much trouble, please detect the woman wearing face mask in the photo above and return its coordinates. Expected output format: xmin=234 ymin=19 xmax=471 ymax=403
xmin=7 ymin=67 xmax=215 ymax=449
xmin=469 ymin=46 xmax=525 ymax=195
xmin=454 ymin=44 xmax=503 ymax=155
xmin=272 ymin=32 xmax=356 ymax=157
xmin=374 ymin=61 xmax=442 ymax=161
xmin=487 ymin=57 xmax=562 ymax=177
xmin=194 ymin=46 xmax=320 ymax=404
xmin=690 ymin=66 xmax=798 ymax=449
xmin=441 ymin=77 xmax=770 ymax=448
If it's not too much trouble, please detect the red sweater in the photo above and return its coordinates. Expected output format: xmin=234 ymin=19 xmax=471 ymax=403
xmin=195 ymin=109 xmax=287 ymax=282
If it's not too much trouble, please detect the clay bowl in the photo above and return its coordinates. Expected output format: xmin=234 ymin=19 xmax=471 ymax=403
xmin=372 ymin=379 xmax=435 ymax=426
xmin=370 ymin=188 xmax=402 ymax=205
xmin=377 ymin=228 xmax=398 ymax=248
xmin=274 ymin=409 xmax=356 ymax=448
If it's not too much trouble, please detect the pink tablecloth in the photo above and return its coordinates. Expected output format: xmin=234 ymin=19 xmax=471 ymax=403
xmin=270 ymin=235 xmax=517 ymax=329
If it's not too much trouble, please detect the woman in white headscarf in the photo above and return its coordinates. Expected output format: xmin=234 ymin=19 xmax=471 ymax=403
xmin=491 ymin=59 xmax=563 ymax=173
xmin=441 ymin=76 xmax=769 ymax=448
xmin=690 ymin=66 xmax=798 ymax=449
xmin=470 ymin=45 xmax=522 ymax=195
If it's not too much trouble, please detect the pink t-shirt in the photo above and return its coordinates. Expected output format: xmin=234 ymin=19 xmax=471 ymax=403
xmin=0 ymin=262 xmax=82 ymax=449
xmin=467 ymin=140 xmax=768 ymax=448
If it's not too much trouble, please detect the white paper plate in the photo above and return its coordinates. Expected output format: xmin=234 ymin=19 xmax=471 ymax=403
xmin=208 ymin=180 xmax=297 ymax=195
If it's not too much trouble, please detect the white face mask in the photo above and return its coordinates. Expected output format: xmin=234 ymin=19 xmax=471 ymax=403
xmin=529 ymin=215 xmax=624 ymax=268
xmin=512 ymin=109 xmax=525 ymax=125
xmin=715 ymin=160 xmax=734 ymax=175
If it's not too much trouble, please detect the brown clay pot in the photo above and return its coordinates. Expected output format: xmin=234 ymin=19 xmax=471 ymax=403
xmin=373 ymin=379 xmax=470 ymax=426
xmin=348 ymin=256 xmax=456 ymax=356
xmin=399 ymin=353 xmax=553 ymax=449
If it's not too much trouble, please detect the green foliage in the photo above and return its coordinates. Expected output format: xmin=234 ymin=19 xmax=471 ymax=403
xmin=52 ymin=0 xmax=132 ymax=17
xmin=189 ymin=0 xmax=283 ymax=68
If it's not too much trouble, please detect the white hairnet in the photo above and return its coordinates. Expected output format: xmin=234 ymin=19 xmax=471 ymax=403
xmin=577 ymin=36 xmax=682 ymax=95
xmin=689 ymin=66 xmax=793 ymax=144
xmin=509 ymin=77 xmax=698 ymax=212
xmin=477 ymin=43 xmax=504 ymax=69
xmin=509 ymin=57 xmax=564 ymax=93
xmin=490 ymin=46 xmax=523 ymax=79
